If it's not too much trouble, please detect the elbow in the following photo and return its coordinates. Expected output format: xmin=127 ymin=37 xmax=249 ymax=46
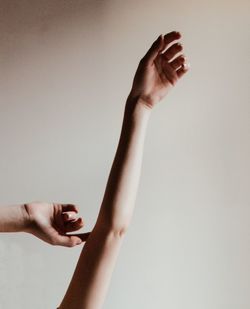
xmin=105 ymin=220 xmax=129 ymax=238
xmin=98 ymin=218 xmax=130 ymax=238
xmin=109 ymin=216 xmax=131 ymax=237
xmin=112 ymin=225 xmax=128 ymax=237
xmin=96 ymin=210 xmax=131 ymax=237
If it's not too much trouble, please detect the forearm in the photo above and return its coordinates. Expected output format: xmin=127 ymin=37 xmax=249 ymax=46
xmin=95 ymin=96 xmax=151 ymax=233
xmin=59 ymin=97 xmax=151 ymax=309
xmin=0 ymin=204 xmax=29 ymax=232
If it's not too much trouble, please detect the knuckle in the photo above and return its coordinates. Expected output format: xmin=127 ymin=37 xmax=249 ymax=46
xmin=179 ymin=55 xmax=185 ymax=61
xmin=68 ymin=242 xmax=75 ymax=248
xmin=177 ymin=43 xmax=183 ymax=49
xmin=50 ymin=239 xmax=57 ymax=246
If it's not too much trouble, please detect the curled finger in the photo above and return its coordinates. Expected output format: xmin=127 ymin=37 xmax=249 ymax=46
xmin=64 ymin=217 xmax=84 ymax=232
xmin=61 ymin=204 xmax=79 ymax=213
xmin=169 ymin=55 xmax=186 ymax=70
xmin=62 ymin=211 xmax=78 ymax=222
xmin=176 ymin=62 xmax=190 ymax=78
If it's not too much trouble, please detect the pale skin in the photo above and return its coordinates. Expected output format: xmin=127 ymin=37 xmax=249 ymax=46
xmin=58 ymin=31 xmax=190 ymax=309
xmin=0 ymin=202 xmax=90 ymax=246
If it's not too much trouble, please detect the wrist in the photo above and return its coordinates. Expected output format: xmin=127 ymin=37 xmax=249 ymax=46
xmin=21 ymin=204 xmax=33 ymax=233
xmin=0 ymin=204 xmax=32 ymax=233
xmin=126 ymin=91 xmax=159 ymax=111
xmin=125 ymin=94 xmax=153 ymax=116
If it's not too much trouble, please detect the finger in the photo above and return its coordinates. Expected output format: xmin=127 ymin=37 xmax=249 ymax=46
xmin=53 ymin=234 xmax=83 ymax=247
xmin=163 ymin=31 xmax=181 ymax=47
xmin=142 ymin=31 xmax=181 ymax=65
xmin=62 ymin=211 xmax=78 ymax=222
xmin=69 ymin=232 xmax=91 ymax=242
xmin=176 ymin=62 xmax=190 ymax=78
xmin=162 ymin=42 xmax=183 ymax=61
xmin=161 ymin=61 xmax=178 ymax=85
xmin=169 ymin=54 xmax=186 ymax=70
xmin=64 ymin=217 xmax=84 ymax=232
xmin=61 ymin=204 xmax=79 ymax=213
xmin=141 ymin=34 xmax=164 ymax=65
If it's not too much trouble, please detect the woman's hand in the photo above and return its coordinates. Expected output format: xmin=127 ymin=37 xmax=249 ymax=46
xmin=24 ymin=202 xmax=90 ymax=247
xmin=128 ymin=31 xmax=190 ymax=109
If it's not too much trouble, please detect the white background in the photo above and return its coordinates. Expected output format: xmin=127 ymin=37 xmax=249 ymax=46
xmin=0 ymin=0 xmax=249 ymax=308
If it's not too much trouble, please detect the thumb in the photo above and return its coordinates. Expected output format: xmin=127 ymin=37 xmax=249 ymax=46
xmin=70 ymin=232 xmax=91 ymax=242
xmin=54 ymin=234 xmax=83 ymax=247
xmin=142 ymin=34 xmax=164 ymax=65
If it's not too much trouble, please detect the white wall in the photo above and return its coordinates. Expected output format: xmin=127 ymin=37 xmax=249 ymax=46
xmin=0 ymin=1 xmax=249 ymax=308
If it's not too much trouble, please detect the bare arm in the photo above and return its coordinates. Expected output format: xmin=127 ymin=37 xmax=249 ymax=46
xmin=0 ymin=204 xmax=29 ymax=232
xmin=59 ymin=31 xmax=190 ymax=309
xmin=59 ymin=97 xmax=151 ymax=309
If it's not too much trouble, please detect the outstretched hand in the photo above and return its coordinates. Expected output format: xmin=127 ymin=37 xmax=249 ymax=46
xmin=128 ymin=31 xmax=190 ymax=109
xmin=24 ymin=202 xmax=90 ymax=247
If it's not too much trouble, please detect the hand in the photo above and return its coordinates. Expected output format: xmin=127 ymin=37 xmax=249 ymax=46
xmin=128 ymin=31 xmax=190 ymax=109
xmin=24 ymin=202 xmax=90 ymax=247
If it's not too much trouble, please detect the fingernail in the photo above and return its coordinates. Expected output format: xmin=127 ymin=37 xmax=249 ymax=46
xmin=62 ymin=213 xmax=68 ymax=220
xmin=183 ymin=62 xmax=190 ymax=70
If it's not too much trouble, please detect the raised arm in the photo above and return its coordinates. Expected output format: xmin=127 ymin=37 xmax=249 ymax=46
xmin=59 ymin=31 xmax=189 ymax=309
